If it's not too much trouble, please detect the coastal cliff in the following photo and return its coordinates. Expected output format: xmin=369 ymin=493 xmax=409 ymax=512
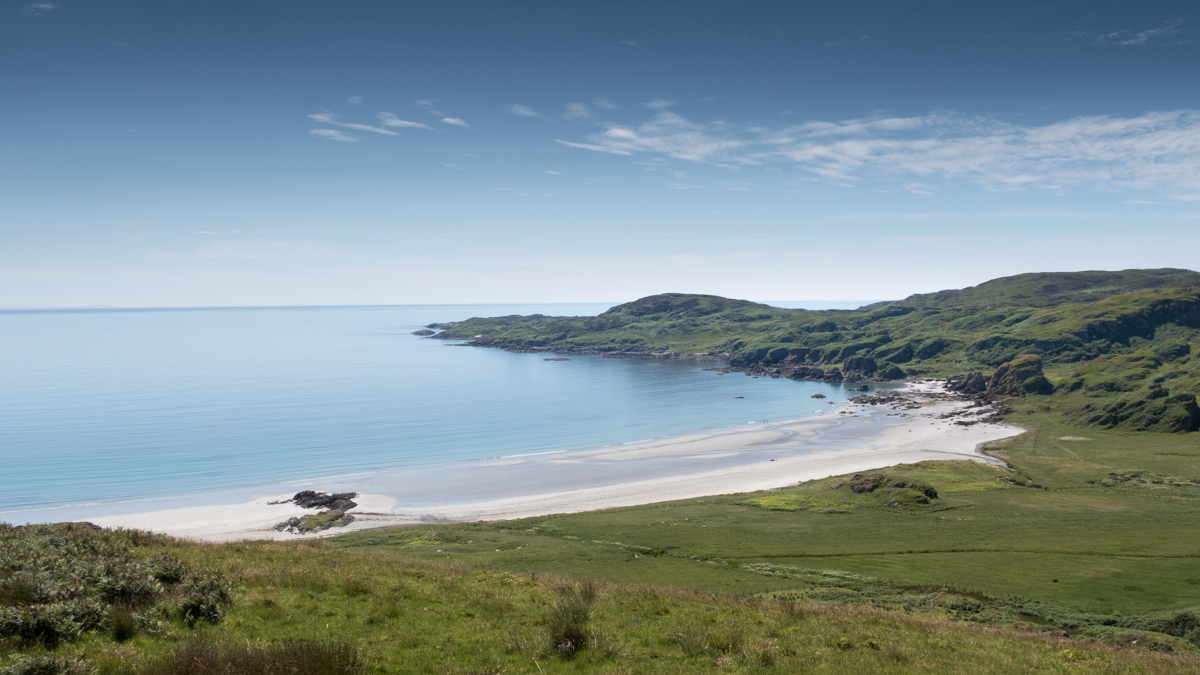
xmin=432 ymin=269 xmax=1200 ymax=431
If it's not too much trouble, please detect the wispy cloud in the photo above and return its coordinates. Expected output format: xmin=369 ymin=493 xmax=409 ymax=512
xmin=24 ymin=2 xmax=56 ymax=16
xmin=556 ymin=109 xmax=1200 ymax=197
xmin=1068 ymin=19 xmax=1192 ymax=46
xmin=378 ymin=112 xmax=432 ymax=129
xmin=644 ymin=98 xmax=673 ymax=110
xmin=308 ymin=112 xmax=397 ymax=136
xmin=563 ymin=103 xmax=591 ymax=120
xmin=346 ymin=95 xmax=363 ymax=105
xmin=309 ymin=128 xmax=357 ymax=142
xmin=416 ymin=100 xmax=445 ymax=116
xmin=594 ymin=98 xmax=618 ymax=110
xmin=441 ymin=117 xmax=470 ymax=128
xmin=506 ymin=104 xmax=539 ymax=117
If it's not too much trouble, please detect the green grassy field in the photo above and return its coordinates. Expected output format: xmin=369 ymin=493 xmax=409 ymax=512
xmin=4 ymin=524 xmax=1198 ymax=675
xmin=332 ymin=409 xmax=1200 ymax=647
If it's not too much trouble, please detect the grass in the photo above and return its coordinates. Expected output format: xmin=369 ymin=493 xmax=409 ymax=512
xmin=3 ymin=533 xmax=1196 ymax=674
xmin=332 ymin=415 xmax=1200 ymax=639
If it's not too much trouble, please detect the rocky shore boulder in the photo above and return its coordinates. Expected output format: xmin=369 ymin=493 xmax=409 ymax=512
xmin=988 ymin=354 xmax=1053 ymax=396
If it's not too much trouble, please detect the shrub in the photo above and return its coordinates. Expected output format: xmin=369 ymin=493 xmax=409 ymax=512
xmin=177 ymin=574 xmax=231 ymax=627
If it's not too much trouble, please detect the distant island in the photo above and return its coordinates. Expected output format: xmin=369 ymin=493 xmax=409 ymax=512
xmin=434 ymin=268 xmax=1200 ymax=433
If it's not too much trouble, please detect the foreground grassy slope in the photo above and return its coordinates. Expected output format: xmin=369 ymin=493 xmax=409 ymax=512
xmin=3 ymin=526 xmax=1197 ymax=675
xmin=436 ymin=269 xmax=1200 ymax=431
xmin=334 ymin=407 xmax=1200 ymax=649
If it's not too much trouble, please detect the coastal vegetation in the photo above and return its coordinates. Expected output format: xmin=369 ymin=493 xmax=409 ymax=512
xmin=3 ymin=514 xmax=1197 ymax=674
xmin=437 ymin=268 xmax=1200 ymax=431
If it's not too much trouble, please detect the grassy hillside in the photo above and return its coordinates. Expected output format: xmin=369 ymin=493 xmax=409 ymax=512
xmin=437 ymin=269 xmax=1200 ymax=432
xmin=3 ymin=521 xmax=1197 ymax=675
xmin=333 ymin=409 xmax=1200 ymax=652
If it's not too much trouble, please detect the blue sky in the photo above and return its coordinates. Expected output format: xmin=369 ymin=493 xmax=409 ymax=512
xmin=3 ymin=1 xmax=1199 ymax=307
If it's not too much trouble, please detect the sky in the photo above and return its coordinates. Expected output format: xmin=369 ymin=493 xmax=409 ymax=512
xmin=3 ymin=0 xmax=1200 ymax=307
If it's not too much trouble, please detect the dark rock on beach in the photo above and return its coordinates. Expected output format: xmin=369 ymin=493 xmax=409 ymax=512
xmin=291 ymin=491 xmax=358 ymax=511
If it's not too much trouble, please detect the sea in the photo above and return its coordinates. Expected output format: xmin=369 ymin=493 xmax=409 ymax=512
xmin=0 ymin=303 xmax=870 ymax=516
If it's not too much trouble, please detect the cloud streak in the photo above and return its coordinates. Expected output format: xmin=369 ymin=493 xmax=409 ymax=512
xmin=556 ymin=109 xmax=1200 ymax=197
xmin=378 ymin=112 xmax=432 ymax=129
xmin=309 ymin=128 xmax=357 ymax=142
xmin=506 ymin=104 xmax=539 ymax=117
xmin=308 ymin=112 xmax=397 ymax=136
xmin=24 ymin=2 xmax=56 ymax=16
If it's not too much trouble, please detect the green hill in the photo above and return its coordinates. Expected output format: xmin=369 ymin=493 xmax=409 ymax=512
xmin=437 ymin=269 xmax=1200 ymax=432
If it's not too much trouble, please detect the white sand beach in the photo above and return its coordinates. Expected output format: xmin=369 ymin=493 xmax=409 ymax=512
xmin=49 ymin=382 xmax=1024 ymax=542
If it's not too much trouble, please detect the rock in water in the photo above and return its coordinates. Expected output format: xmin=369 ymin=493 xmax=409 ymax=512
xmin=412 ymin=329 xmax=436 ymax=336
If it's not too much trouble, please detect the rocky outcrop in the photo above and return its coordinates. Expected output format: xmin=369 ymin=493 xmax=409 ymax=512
xmin=946 ymin=372 xmax=988 ymax=395
xmin=425 ymin=322 xmax=459 ymax=330
xmin=291 ymin=491 xmax=358 ymax=511
xmin=271 ymin=491 xmax=360 ymax=535
xmin=987 ymin=355 xmax=1053 ymax=396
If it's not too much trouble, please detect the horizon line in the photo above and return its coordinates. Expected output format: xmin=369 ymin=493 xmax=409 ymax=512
xmin=0 ymin=299 xmax=891 ymax=314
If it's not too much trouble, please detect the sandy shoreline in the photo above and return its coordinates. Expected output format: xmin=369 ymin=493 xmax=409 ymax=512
xmin=9 ymin=382 xmax=1024 ymax=542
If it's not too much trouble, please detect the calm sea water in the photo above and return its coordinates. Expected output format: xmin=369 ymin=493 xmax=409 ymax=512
xmin=0 ymin=304 xmax=858 ymax=512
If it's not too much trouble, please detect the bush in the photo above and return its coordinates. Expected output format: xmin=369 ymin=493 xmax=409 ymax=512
xmin=0 ymin=524 xmax=227 ymax=647
xmin=177 ymin=574 xmax=231 ymax=627
xmin=0 ymin=600 xmax=106 ymax=648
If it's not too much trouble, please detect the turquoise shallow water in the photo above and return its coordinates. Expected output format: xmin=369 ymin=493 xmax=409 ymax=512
xmin=0 ymin=304 xmax=859 ymax=513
